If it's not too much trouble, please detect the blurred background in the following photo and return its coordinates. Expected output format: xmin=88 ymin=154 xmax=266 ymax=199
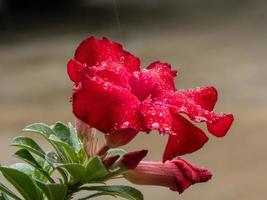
xmin=0 ymin=0 xmax=267 ymax=199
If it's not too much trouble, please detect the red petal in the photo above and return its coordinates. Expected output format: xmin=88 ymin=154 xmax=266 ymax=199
xmin=129 ymin=61 xmax=176 ymax=101
xmin=163 ymin=114 xmax=208 ymax=162
xmin=207 ymin=114 xmax=234 ymax=137
xmin=163 ymin=87 xmax=233 ymax=137
xmin=178 ymin=87 xmax=218 ymax=111
xmin=67 ymin=59 xmax=85 ymax=83
xmin=146 ymin=61 xmax=177 ymax=91
xmin=173 ymin=158 xmax=212 ymax=184
xmin=140 ymin=98 xmax=173 ymax=134
xmin=72 ymin=76 xmax=141 ymax=134
xmin=140 ymin=98 xmax=208 ymax=161
xmin=74 ymin=36 xmax=140 ymax=72
xmin=89 ymin=61 xmax=131 ymax=88
xmin=105 ymin=129 xmax=138 ymax=147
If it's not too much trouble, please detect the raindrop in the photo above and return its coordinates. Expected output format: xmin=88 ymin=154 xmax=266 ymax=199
xmin=103 ymin=82 xmax=109 ymax=90
xmin=121 ymin=121 xmax=129 ymax=128
xmin=133 ymin=71 xmax=140 ymax=79
xmin=194 ymin=116 xmax=206 ymax=123
xmin=151 ymin=122 xmax=159 ymax=129
xmin=120 ymin=56 xmax=125 ymax=62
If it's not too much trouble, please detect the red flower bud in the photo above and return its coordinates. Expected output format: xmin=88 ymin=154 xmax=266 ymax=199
xmin=124 ymin=158 xmax=212 ymax=194
xmin=121 ymin=150 xmax=148 ymax=169
xmin=103 ymin=155 xmax=120 ymax=167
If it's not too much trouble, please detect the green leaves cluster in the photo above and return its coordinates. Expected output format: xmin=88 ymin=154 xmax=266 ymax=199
xmin=0 ymin=122 xmax=143 ymax=200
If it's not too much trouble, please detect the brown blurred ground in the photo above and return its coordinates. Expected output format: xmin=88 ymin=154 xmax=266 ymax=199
xmin=0 ymin=0 xmax=267 ymax=199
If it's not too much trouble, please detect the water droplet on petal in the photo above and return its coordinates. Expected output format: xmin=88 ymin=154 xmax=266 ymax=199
xmin=151 ymin=122 xmax=159 ymax=129
xmin=121 ymin=121 xmax=130 ymax=128
xmin=120 ymin=56 xmax=125 ymax=62
xmin=194 ymin=116 xmax=207 ymax=123
xmin=103 ymin=82 xmax=109 ymax=90
xmin=133 ymin=71 xmax=140 ymax=79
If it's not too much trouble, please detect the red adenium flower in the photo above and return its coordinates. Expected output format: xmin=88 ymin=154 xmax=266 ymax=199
xmin=68 ymin=36 xmax=233 ymax=161
xmin=124 ymin=158 xmax=212 ymax=194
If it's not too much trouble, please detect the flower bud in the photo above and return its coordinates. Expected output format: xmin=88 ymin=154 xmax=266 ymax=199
xmin=75 ymin=118 xmax=97 ymax=157
xmin=120 ymin=150 xmax=148 ymax=169
xmin=124 ymin=158 xmax=212 ymax=194
xmin=103 ymin=155 xmax=120 ymax=168
xmin=75 ymin=118 xmax=92 ymax=139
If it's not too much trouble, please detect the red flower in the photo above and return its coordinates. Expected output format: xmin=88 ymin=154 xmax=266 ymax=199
xmin=124 ymin=158 xmax=212 ymax=194
xmin=68 ymin=36 xmax=233 ymax=161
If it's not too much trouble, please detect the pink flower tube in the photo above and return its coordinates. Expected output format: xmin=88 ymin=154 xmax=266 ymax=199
xmin=124 ymin=158 xmax=212 ymax=194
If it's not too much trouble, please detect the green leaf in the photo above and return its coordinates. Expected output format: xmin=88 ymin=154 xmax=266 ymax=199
xmin=10 ymin=163 xmax=33 ymax=176
xmin=45 ymin=151 xmax=62 ymax=167
xmin=45 ymin=152 xmax=68 ymax=183
xmin=11 ymin=136 xmax=45 ymax=159
xmin=58 ymin=163 xmax=85 ymax=185
xmin=0 ymin=166 xmax=42 ymax=200
xmin=49 ymin=135 xmax=79 ymax=163
xmin=85 ymin=157 xmax=109 ymax=182
xmin=35 ymin=180 xmax=67 ymax=200
xmin=77 ymin=148 xmax=87 ymax=164
xmin=22 ymin=123 xmax=66 ymax=164
xmin=80 ymin=185 xmax=144 ymax=200
xmin=68 ymin=122 xmax=82 ymax=152
xmin=33 ymin=158 xmax=53 ymax=183
xmin=78 ymin=192 xmax=116 ymax=200
xmin=51 ymin=122 xmax=81 ymax=152
xmin=23 ymin=123 xmax=81 ymax=164
xmin=15 ymin=149 xmax=54 ymax=183
xmin=23 ymin=123 xmax=54 ymax=139
xmin=0 ymin=183 xmax=22 ymax=200
xmin=0 ymin=192 xmax=11 ymax=200
xmin=107 ymin=148 xmax=127 ymax=157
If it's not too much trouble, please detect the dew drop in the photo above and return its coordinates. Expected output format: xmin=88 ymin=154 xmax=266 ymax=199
xmin=120 ymin=56 xmax=125 ymax=62
xmin=151 ymin=122 xmax=159 ymax=129
xmin=133 ymin=71 xmax=140 ymax=79
xmin=194 ymin=116 xmax=206 ymax=123
xmin=103 ymin=82 xmax=109 ymax=90
xmin=121 ymin=121 xmax=130 ymax=128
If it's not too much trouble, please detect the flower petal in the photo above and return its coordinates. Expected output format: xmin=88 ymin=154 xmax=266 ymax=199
xmin=67 ymin=59 xmax=86 ymax=83
xmin=129 ymin=61 xmax=176 ymax=101
xmin=162 ymin=114 xmax=208 ymax=162
xmin=72 ymin=76 xmax=141 ymax=135
xmin=207 ymin=113 xmax=234 ymax=137
xmin=140 ymin=98 xmax=173 ymax=134
xmin=163 ymin=87 xmax=233 ymax=137
xmin=140 ymin=98 xmax=208 ymax=161
xmin=172 ymin=158 xmax=212 ymax=184
xmin=74 ymin=36 xmax=140 ymax=72
xmin=146 ymin=61 xmax=177 ymax=91
xmin=105 ymin=129 xmax=138 ymax=147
